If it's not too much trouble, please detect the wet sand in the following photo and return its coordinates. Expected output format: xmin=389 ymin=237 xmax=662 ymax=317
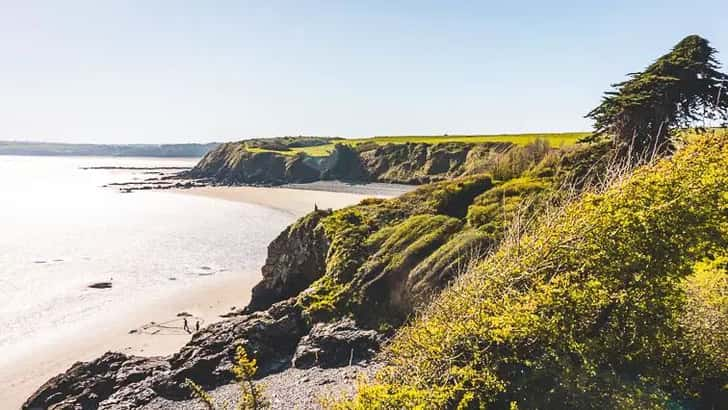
xmin=1 ymin=182 xmax=407 ymax=408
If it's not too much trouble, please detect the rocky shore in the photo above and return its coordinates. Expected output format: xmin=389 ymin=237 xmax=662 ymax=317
xmin=24 ymin=299 xmax=384 ymax=409
xmin=25 ymin=139 xmax=565 ymax=409
xmin=22 ymin=190 xmax=393 ymax=409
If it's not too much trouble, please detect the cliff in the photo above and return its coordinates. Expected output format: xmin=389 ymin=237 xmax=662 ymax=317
xmin=25 ymin=140 xmax=620 ymax=409
xmin=340 ymin=133 xmax=728 ymax=408
xmin=185 ymin=140 xmax=514 ymax=186
xmin=185 ymin=143 xmax=322 ymax=185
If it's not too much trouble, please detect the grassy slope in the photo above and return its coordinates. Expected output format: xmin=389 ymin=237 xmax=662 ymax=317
xmin=247 ymin=132 xmax=589 ymax=157
xmin=294 ymin=140 xmax=605 ymax=328
xmin=335 ymin=133 xmax=728 ymax=409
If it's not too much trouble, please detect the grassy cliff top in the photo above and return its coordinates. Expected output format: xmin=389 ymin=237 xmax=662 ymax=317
xmin=243 ymin=132 xmax=590 ymax=157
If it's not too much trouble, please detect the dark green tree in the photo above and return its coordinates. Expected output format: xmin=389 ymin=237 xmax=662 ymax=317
xmin=586 ymin=35 xmax=728 ymax=156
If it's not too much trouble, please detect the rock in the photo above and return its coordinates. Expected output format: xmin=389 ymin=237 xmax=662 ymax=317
xmin=88 ymin=282 xmax=112 ymax=289
xmin=246 ymin=210 xmax=331 ymax=312
xmin=23 ymin=352 xmax=169 ymax=410
xmin=185 ymin=145 xmax=321 ymax=185
xmin=176 ymin=312 xmax=192 ymax=317
xmin=320 ymin=144 xmax=371 ymax=182
xmin=24 ymin=299 xmax=308 ymax=409
xmin=292 ymin=319 xmax=382 ymax=369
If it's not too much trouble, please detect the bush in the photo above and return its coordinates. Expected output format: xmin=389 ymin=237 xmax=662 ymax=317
xmin=340 ymin=133 xmax=728 ymax=408
xmin=467 ymin=176 xmax=553 ymax=239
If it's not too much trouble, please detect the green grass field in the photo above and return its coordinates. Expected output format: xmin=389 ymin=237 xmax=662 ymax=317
xmin=246 ymin=132 xmax=590 ymax=157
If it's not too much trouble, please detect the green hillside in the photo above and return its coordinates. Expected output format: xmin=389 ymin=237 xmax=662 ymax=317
xmin=245 ymin=132 xmax=589 ymax=157
xmin=335 ymin=132 xmax=728 ymax=409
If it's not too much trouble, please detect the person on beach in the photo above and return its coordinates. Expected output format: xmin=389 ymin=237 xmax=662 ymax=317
xmin=195 ymin=320 xmax=200 ymax=332
xmin=183 ymin=318 xmax=190 ymax=333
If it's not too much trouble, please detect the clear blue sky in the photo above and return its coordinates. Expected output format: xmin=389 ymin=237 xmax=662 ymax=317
xmin=1 ymin=1 xmax=726 ymax=143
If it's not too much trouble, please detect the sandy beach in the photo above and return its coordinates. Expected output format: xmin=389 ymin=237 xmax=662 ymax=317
xmin=1 ymin=182 xmax=408 ymax=409
xmin=177 ymin=181 xmax=413 ymax=216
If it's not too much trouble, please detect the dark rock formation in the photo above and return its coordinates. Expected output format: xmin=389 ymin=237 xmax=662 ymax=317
xmin=247 ymin=210 xmax=332 ymax=312
xmin=186 ymin=144 xmax=322 ymax=185
xmin=24 ymin=353 xmax=169 ymax=410
xmin=24 ymin=300 xmax=308 ymax=410
xmin=320 ymin=144 xmax=372 ymax=182
xmin=359 ymin=142 xmax=469 ymax=184
xmin=88 ymin=282 xmax=112 ymax=289
xmin=292 ymin=319 xmax=382 ymax=369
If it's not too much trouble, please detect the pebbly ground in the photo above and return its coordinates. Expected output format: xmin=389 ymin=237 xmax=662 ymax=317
xmin=142 ymin=361 xmax=380 ymax=410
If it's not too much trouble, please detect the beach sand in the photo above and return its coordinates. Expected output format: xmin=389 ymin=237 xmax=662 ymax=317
xmin=1 ymin=183 xmax=407 ymax=409
xmin=0 ymin=273 xmax=260 ymax=408
xmin=176 ymin=181 xmax=413 ymax=216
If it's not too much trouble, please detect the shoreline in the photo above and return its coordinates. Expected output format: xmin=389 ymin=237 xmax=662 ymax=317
xmin=173 ymin=181 xmax=414 ymax=216
xmin=0 ymin=272 xmax=260 ymax=409
xmin=1 ymin=183 xmax=395 ymax=409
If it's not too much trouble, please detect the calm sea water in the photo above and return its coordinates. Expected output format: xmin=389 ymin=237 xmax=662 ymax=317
xmin=0 ymin=156 xmax=295 ymax=358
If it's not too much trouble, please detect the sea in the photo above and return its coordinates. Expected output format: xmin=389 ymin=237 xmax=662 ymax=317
xmin=0 ymin=155 xmax=296 ymax=366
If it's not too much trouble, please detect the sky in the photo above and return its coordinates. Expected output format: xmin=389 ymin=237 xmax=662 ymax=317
xmin=1 ymin=1 xmax=727 ymax=144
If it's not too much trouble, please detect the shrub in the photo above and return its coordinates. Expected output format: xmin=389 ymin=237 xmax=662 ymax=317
xmin=467 ymin=176 xmax=553 ymax=240
xmin=340 ymin=133 xmax=728 ymax=408
xmin=187 ymin=345 xmax=269 ymax=409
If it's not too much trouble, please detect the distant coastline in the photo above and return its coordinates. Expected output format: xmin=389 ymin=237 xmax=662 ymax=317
xmin=0 ymin=141 xmax=219 ymax=157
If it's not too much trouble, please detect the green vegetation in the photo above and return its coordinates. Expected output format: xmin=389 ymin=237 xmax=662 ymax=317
xmin=297 ymin=174 xmax=495 ymax=325
xmin=587 ymin=35 xmax=728 ymax=155
xmin=193 ymin=35 xmax=728 ymax=410
xmin=186 ymin=345 xmax=269 ymax=409
xmin=294 ymin=141 xmax=603 ymax=328
xmin=243 ymin=132 xmax=588 ymax=157
xmin=467 ymin=176 xmax=553 ymax=240
xmin=336 ymin=133 xmax=728 ymax=408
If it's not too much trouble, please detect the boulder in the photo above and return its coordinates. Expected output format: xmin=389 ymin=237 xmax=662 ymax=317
xmin=24 ymin=352 xmax=169 ymax=410
xmin=292 ymin=319 xmax=382 ymax=369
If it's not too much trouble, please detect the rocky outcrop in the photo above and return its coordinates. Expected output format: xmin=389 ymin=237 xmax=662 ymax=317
xmin=24 ymin=299 xmax=387 ymax=409
xmin=247 ymin=210 xmax=332 ymax=312
xmin=186 ymin=144 xmax=322 ymax=185
xmin=185 ymin=140 xmax=514 ymax=186
xmin=24 ymin=300 xmax=308 ymax=410
xmin=292 ymin=319 xmax=382 ymax=369
xmin=320 ymin=144 xmax=371 ymax=182
xmin=24 ymin=353 xmax=169 ymax=410
xmin=360 ymin=142 xmax=465 ymax=184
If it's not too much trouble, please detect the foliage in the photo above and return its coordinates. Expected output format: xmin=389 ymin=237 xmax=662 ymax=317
xmin=586 ymin=35 xmax=728 ymax=155
xmin=467 ymin=176 xmax=553 ymax=240
xmin=396 ymin=174 xmax=493 ymax=218
xmin=407 ymin=229 xmax=492 ymax=305
xmin=296 ymin=176 xmax=493 ymax=324
xmin=232 ymin=346 xmax=269 ymax=410
xmin=244 ymin=133 xmax=587 ymax=157
xmin=296 ymin=144 xmax=610 ymax=327
xmin=678 ymin=253 xmax=728 ymax=396
xmin=340 ymin=133 xmax=728 ymax=408
xmin=185 ymin=378 xmax=216 ymax=410
xmin=186 ymin=345 xmax=269 ymax=410
xmin=488 ymin=139 xmax=552 ymax=180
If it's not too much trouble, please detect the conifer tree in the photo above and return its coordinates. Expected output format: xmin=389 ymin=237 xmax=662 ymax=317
xmin=586 ymin=35 xmax=728 ymax=155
